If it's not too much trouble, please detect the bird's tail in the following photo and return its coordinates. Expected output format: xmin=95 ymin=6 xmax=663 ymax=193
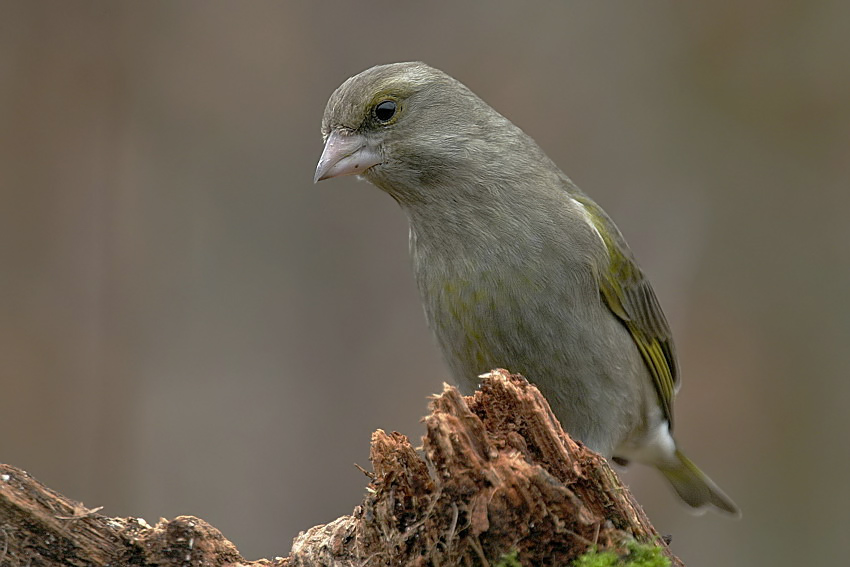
xmin=659 ymin=449 xmax=740 ymax=517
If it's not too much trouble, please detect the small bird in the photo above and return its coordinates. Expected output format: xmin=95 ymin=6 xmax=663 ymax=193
xmin=314 ymin=62 xmax=739 ymax=516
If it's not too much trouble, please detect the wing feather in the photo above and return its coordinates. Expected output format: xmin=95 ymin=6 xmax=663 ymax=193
xmin=573 ymin=194 xmax=680 ymax=427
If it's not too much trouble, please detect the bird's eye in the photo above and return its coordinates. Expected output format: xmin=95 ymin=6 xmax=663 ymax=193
xmin=374 ymin=100 xmax=397 ymax=123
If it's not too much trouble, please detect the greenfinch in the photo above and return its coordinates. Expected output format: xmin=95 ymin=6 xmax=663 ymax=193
xmin=315 ymin=62 xmax=738 ymax=516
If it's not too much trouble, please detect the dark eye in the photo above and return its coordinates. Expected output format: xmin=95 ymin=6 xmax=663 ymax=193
xmin=374 ymin=100 xmax=397 ymax=122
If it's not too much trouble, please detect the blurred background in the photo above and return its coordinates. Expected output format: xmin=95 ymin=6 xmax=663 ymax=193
xmin=2 ymin=2 xmax=849 ymax=566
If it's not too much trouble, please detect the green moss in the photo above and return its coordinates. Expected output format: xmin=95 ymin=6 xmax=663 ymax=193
xmin=573 ymin=548 xmax=620 ymax=567
xmin=495 ymin=549 xmax=522 ymax=567
xmin=573 ymin=540 xmax=671 ymax=567
xmin=490 ymin=540 xmax=669 ymax=567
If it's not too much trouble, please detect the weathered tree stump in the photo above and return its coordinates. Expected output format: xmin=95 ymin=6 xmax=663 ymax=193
xmin=0 ymin=370 xmax=682 ymax=566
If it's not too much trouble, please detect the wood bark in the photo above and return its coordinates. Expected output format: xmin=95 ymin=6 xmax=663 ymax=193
xmin=0 ymin=370 xmax=683 ymax=566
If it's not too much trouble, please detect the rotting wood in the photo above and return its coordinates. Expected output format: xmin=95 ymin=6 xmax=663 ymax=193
xmin=0 ymin=370 xmax=683 ymax=566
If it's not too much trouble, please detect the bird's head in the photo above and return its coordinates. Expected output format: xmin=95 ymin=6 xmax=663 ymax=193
xmin=314 ymin=62 xmax=535 ymax=204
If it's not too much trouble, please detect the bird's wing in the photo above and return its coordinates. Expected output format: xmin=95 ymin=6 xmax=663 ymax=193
xmin=573 ymin=193 xmax=680 ymax=428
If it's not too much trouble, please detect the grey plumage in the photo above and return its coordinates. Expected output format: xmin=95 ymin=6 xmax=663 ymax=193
xmin=315 ymin=62 xmax=738 ymax=516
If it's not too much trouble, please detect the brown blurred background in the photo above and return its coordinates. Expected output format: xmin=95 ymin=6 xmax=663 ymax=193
xmin=2 ymin=2 xmax=849 ymax=565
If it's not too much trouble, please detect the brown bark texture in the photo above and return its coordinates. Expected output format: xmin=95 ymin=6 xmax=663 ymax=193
xmin=0 ymin=370 xmax=683 ymax=567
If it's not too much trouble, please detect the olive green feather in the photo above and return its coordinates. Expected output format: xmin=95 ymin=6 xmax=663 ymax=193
xmin=573 ymin=193 xmax=679 ymax=428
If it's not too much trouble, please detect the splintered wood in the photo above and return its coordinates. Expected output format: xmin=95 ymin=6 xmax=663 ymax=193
xmin=289 ymin=370 xmax=682 ymax=566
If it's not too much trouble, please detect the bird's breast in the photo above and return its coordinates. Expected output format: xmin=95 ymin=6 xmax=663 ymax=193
xmin=410 ymin=225 xmax=601 ymax=389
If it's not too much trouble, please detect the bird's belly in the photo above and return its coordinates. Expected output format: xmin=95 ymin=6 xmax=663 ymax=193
xmin=420 ymin=267 xmax=648 ymax=456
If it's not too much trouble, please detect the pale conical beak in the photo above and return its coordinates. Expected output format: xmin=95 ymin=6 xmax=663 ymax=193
xmin=314 ymin=130 xmax=382 ymax=183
